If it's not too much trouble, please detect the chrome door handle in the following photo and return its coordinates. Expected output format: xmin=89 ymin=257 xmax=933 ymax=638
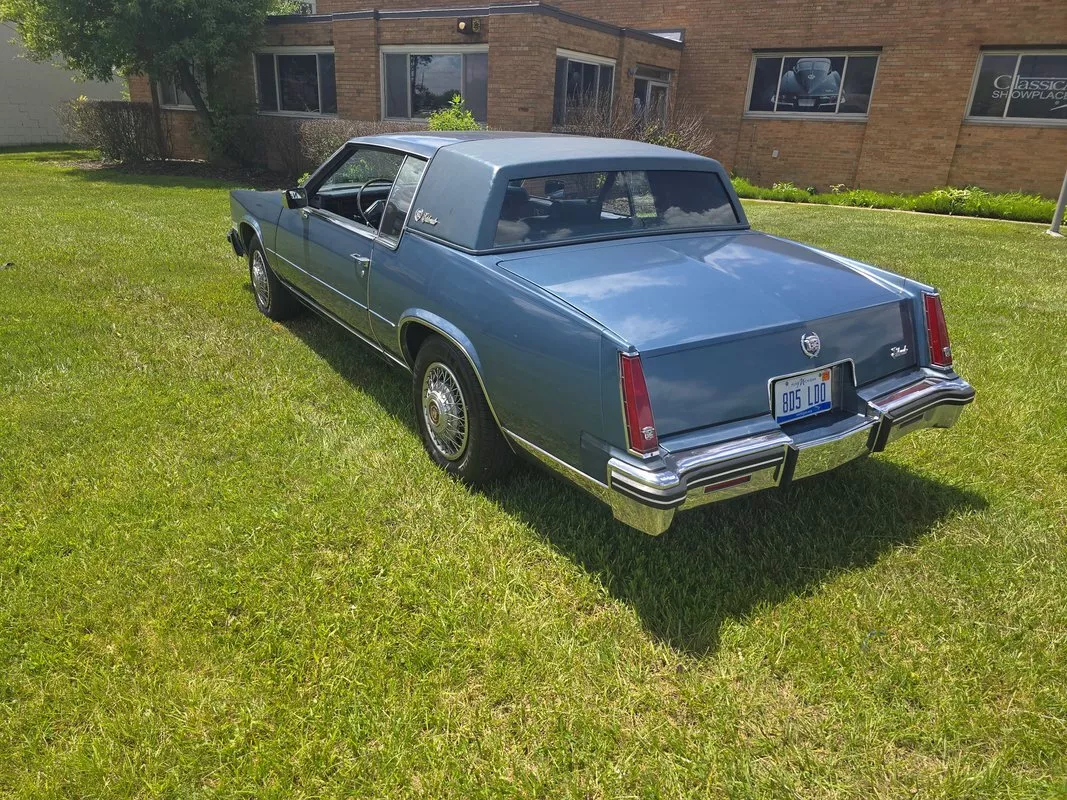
xmin=353 ymin=255 xmax=371 ymax=278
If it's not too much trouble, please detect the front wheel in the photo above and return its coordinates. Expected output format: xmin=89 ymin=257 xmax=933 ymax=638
xmin=248 ymin=238 xmax=300 ymax=321
xmin=413 ymin=336 xmax=512 ymax=485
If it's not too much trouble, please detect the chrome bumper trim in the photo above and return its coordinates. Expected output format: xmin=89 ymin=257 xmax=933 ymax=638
xmin=867 ymin=374 xmax=975 ymax=451
xmin=602 ymin=371 xmax=974 ymax=535
xmin=791 ymin=416 xmax=878 ymax=482
xmin=506 ymin=371 xmax=974 ymax=537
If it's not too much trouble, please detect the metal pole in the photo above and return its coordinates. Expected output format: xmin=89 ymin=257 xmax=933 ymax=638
xmin=1049 ymin=168 xmax=1067 ymax=237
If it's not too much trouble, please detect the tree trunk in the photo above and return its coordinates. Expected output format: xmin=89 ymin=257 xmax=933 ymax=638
xmin=175 ymin=59 xmax=212 ymax=132
xmin=148 ymin=77 xmax=168 ymax=160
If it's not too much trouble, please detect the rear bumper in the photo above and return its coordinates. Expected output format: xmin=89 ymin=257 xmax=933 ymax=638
xmin=604 ymin=369 xmax=974 ymax=535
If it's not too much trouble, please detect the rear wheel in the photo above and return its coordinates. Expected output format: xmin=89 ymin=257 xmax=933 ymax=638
xmin=413 ymin=335 xmax=512 ymax=485
xmin=249 ymin=238 xmax=300 ymax=321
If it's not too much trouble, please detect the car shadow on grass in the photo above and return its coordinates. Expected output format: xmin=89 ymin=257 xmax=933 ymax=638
xmin=285 ymin=310 xmax=987 ymax=657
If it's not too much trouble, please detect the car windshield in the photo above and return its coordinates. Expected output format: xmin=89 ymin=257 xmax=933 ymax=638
xmin=796 ymin=58 xmax=831 ymax=75
xmin=493 ymin=169 xmax=739 ymax=247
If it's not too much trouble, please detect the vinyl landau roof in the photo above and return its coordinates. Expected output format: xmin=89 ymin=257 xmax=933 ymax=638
xmin=347 ymin=131 xmax=737 ymax=252
xmin=353 ymin=131 xmax=721 ymax=168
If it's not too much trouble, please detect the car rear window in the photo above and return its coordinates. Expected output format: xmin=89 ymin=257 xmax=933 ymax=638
xmin=494 ymin=169 xmax=739 ymax=247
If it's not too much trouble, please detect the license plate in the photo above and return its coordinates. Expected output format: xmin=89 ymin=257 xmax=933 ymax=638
xmin=797 ymin=97 xmax=816 ymax=107
xmin=773 ymin=368 xmax=833 ymax=424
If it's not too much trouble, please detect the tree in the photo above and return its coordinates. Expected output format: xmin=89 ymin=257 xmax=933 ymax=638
xmin=0 ymin=0 xmax=295 ymax=137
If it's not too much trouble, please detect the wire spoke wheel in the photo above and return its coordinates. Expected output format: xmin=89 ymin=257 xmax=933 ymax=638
xmin=421 ymin=362 xmax=469 ymax=461
xmin=250 ymin=249 xmax=270 ymax=307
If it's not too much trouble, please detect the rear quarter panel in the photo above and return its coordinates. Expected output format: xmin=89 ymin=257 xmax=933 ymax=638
xmin=369 ymin=233 xmax=607 ymax=467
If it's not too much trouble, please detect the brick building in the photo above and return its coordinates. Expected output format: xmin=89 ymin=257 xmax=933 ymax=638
xmin=129 ymin=0 xmax=1067 ymax=196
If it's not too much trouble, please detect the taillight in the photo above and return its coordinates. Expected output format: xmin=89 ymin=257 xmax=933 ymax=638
xmin=620 ymin=353 xmax=658 ymax=455
xmin=923 ymin=292 xmax=953 ymax=368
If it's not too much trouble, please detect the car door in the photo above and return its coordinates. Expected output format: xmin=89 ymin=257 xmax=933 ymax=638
xmin=276 ymin=145 xmax=405 ymax=335
xmin=368 ymin=154 xmax=428 ymax=347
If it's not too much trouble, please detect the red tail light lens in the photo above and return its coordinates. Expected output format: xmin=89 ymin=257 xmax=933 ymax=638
xmin=620 ymin=353 xmax=658 ymax=455
xmin=923 ymin=292 xmax=953 ymax=368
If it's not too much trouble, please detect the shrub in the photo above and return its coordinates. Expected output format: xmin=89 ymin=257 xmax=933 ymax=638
xmin=58 ymin=98 xmax=168 ymax=162
xmin=554 ymin=95 xmax=716 ymax=156
xmin=426 ymin=95 xmax=481 ymax=131
xmin=731 ymin=175 xmax=1063 ymax=224
xmin=254 ymin=116 xmax=412 ymax=180
xmin=201 ymin=110 xmax=261 ymax=166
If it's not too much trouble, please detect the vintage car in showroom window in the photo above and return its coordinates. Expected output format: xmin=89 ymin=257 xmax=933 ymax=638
xmin=776 ymin=57 xmax=842 ymax=112
xmin=227 ymin=132 xmax=974 ymax=535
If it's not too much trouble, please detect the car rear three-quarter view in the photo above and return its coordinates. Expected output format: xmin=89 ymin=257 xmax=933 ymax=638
xmin=227 ymin=132 xmax=974 ymax=536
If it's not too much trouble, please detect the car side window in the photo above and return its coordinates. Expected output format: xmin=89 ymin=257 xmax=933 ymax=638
xmin=311 ymin=146 xmax=404 ymax=230
xmin=319 ymin=148 xmax=403 ymax=191
xmin=379 ymin=156 xmax=427 ymax=242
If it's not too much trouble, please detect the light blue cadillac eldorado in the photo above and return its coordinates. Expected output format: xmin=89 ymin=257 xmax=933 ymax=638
xmin=227 ymin=132 xmax=974 ymax=535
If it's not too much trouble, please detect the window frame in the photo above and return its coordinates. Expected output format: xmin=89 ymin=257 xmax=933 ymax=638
xmin=553 ymin=48 xmax=616 ymax=126
xmin=633 ymin=64 xmax=671 ymax=124
xmin=965 ymin=48 xmax=1067 ymax=128
xmin=253 ymin=46 xmax=337 ymax=118
xmin=302 ymin=144 xmax=428 ymax=251
xmin=743 ymin=50 xmax=881 ymax=121
xmin=490 ymin=169 xmax=745 ymax=252
xmin=157 ymin=72 xmax=204 ymax=111
xmin=378 ymin=154 xmax=430 ymax=249
xmin=378 ymin=44 xmax=490 ymax=122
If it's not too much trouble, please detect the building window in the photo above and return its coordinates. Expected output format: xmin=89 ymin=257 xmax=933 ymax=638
xmin=158 ymin=77 xmax=193 ymax=109
xmin=158 ymin=68 xmax=208 ymax=109
xmin=255 ymin=49 xmax=336 ymax=115
xmin=553 ymin=50 xmax=615 ymax=126
xmin=632 ymin=65 xmax=670 ymax=123
xmin=745 ymin=52 xmax=880 ymax=118
xmin=967 ymin=50 xmax=1067 ymax=125
xmin=380 ymin=47 xmax=488 ymax=122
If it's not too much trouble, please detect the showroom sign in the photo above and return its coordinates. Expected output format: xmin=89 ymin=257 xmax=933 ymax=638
xmin=992 ymin=74 xmax=1067 ymax=111
xmin=969 ymin=52 xmax=1067 ymax=121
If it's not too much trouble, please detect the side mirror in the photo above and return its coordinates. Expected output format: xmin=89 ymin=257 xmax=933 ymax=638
xmin=283 ymin=187 xmax=308 ymax=210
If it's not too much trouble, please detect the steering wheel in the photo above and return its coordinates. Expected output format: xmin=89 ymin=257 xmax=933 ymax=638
xmin=357 ymin=178 xmax=393 ymax=224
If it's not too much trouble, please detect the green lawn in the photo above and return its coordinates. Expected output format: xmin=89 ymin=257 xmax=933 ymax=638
xmin=1 ymin=147 xmax=1065 ymax=798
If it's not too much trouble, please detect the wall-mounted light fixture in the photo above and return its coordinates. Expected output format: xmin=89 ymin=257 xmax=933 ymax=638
xmin=457 ymin=17 xmax=482 ymax=34
xmin=628 ymin=67 xmax=637 ymax=77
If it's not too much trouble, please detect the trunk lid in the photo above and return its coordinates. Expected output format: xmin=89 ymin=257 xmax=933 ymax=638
xmin=497 ymin=231 xmax=917 ymax=435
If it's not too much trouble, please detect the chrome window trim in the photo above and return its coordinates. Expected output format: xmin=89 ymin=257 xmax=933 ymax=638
xmin=375 ymin=154 xmax=430 ymax=252
xmin=306 ymin=207 xmax=378 ymax=241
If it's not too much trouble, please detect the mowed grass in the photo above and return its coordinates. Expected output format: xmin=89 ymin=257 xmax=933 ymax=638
xmin=0 ymin=147 xmax=1065 ymax=798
